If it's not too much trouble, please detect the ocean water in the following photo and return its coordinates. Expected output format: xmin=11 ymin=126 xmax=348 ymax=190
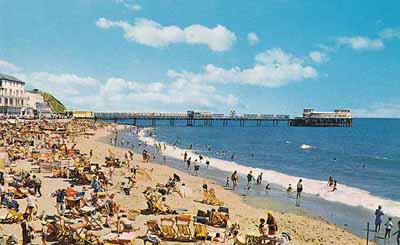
xmin=109 ymin=118 xmax=400 ymax=242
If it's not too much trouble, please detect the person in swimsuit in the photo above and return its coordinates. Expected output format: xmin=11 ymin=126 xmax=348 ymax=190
xmin=296 ymin=179 xmax=303 ymax=199
xmin=375 ymin=205 xmax=384 ymax=233
xmin=231 ymin=171 xmax=238 ymax=190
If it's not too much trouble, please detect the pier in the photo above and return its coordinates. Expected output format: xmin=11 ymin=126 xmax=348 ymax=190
xmin=92 ymin=112 xmax=290 ymax=127
xmin=79 ymin=109 xmax=352 ymax=127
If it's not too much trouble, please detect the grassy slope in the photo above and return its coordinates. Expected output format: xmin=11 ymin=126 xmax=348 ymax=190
xmin=39 ymin=91 xmax=66 ymax=113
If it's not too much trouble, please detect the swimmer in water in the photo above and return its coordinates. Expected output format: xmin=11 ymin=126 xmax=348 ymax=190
xmin=265 ymin=184 xmax=271 ymax=190
xmin=287 ymin=184 xmax=292 ymax=192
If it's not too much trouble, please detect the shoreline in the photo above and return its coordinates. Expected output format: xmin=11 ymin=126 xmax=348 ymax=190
xmin=100 ymin=124 xmax=368 ymax=244
xmin=135 ymin=126 xmax=400 ymax=218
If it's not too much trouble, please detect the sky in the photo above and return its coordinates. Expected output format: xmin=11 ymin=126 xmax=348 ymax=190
xmin=0 ymin=0 xmax=399 ymax=117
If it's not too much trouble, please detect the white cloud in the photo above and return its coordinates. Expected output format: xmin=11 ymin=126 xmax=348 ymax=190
xmin=309 ymin=51 xmax=328 ymax=64
xmin=247 ymin=32 xmax=260 ymax=45
xmin=0 ymin=60 xmax=20 ymax=73
xmin=96 ymin=76 xmax=238 ymax=111
xmin=379 ymin=28 xmax=400 ymax=40
xmin=8 ymin=67 xmax=238 ymax=111
xmin=337 ymin=36 xmax=384 ymax=50
xmin=168 ymin=48 xmax=318 ymax=87
xmin=353 ymin=103 xmax=400 ymax=118
xmin=95 ymin=18 xmax=236 ymax=51
xmin=126 ymin=4 xmax=141 ymax=11
xmin=14 ymin=72 xmax=99 ymax=107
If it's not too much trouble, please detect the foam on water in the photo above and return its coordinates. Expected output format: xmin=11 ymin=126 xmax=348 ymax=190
xmin=137 ymin=128 xmax=400 ymax=217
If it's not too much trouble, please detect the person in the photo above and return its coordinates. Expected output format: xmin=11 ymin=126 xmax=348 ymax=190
xmin=91 ymin=176 xmax=101 ymax=193
xmin=21 ymin=213 xmax=33 ymax=245
xmin=194 ymin=160 xmax=200 ymax=176
xmin=231 ymin=171 xmax=238 ymax=190
xmin=256 ymin=173 xmax=263 ymax=185
xmin=183 ymin=151 xmax=187 ymax=162
xmin=109 ymin=166 xmax=114 ymax=180
xmin=54 ymin=189 xmax=66 ymax=214
xmin=186 ymin=157 xmax=191 ymax=169
xmin=231 ymin=153 xmax=235 ymax=161
xmin=331 ymin=180 xmax=337 ymax=192
xmin=33 ymin=175 xmax=42 ymax=197
xmin=258 ymin=218 xmax=267 ymax=235
xmin=212 ymin=233 xmax=223 ymax=242
xmin=265 ymin=184 xmax=271 ymax=190
xmin=328 ymin=176 xmax=334 ymax=187
xmin=247 ymin=171 xmax=254 ymax=190
xmin=66 ymin=184 xmax=78 ymax=198
xmin=287 ymin=184 xmax=292 ymax=192
xmin=296 ymin=179 xmax=303 ymax=200
xmin=26 ymin=193 xmax=37 ymax=220
xmin=385 ymin=217 xmax=394 ymax=239
xmin=375 ymin=205 xmax=384 ymax=233
xmin=159 ymin=196 xmax=173 ymax=214
xmin=178 ymin=183 xmax=193 ymax=198
xmin=206 ymin=160 xmax=210 ymax=168
xmin=89 ymin=149 xmax=93 ymax=158
xmin=392 ymin=221 xmax=400 ymax=245
xmin=122 ymin=182 xmax=131 ymax=195
xmin=41 ymin=220 xmax=48 ymax=245
xmin=266 ymin=211 xmax=277 ymax=235
xmin=225 ymin=176 xmax=230 ymax=188
xmin=0 ymin=182 xmax=5 ymax=204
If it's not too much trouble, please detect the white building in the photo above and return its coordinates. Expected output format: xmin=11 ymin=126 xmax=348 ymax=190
xmin=25 ymin=90 xmax=52 ymax=118
xmin=0 ymin=73 xmax=26 ymax=116
xmin=303 ymin=108 xmax=351 ymax=119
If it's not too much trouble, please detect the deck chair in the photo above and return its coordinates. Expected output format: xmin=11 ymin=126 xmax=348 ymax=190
xmin=2 ymin=208 xmax=23 ymax=223
xmin=127 ymin=209 xmax=141 ymax=221
xmin=175 ymin=214 xmax=193 ymax=241
xmin=145 ymin=220 xmax=161 ymax=236
xmin=160 ymin=217 xmax=176 ymax=240
xmin=193 ymin=222 xmax=208 ymax=242
xmin=245 ymin=235 xmax=260 ymax=245
xmin=259 ymin=235 xmax=275 ymax=244
xmin=66 ymin=218 xmax=90 ymax=244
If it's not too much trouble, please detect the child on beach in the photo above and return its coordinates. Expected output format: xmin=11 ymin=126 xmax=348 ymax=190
xmin=225 ymin=176 xmax=230 ymax=188
xmin=258 ymin=218 xmax=267 ymax=235
xmin=385 ymin=217 xmax=394 ymax=239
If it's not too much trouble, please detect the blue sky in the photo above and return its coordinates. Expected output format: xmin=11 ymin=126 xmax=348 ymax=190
xmin=0 ymin=0 xmax=399 ymax=117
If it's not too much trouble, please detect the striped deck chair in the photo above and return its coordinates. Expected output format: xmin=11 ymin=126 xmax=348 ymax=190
xmin=160 ymin=217 xmax=176 ymax=240
xmin=175 ymin=214 xmax=193 ymax=241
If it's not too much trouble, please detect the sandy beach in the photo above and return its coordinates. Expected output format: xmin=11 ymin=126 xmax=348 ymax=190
xmin=0 ymin=122 xmax=369 ymax=244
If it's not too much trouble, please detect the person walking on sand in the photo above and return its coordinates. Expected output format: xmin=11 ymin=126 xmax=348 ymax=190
xmin=256 ymin=173 xmax=263 ymax=185
xmin=21 ymin=213 xmax=33 ymax=245
xmin=385 ymin=217 xmax=394 ymax=239
xmin=296 ymin=179 xmax=303 ymax=206
xmin=266 ymin=211 xmax=278 ymax=235
xmin=231 ymin=171 xmax=238 ymax=190
xmin=375 ymin=205 xmax=384 ymax=233
xmin=33 ymin=175 xmax=42 ymax=197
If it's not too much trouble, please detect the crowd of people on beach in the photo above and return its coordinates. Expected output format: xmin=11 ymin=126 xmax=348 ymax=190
xmin=0 ymin=120 xmax=299 ymax=245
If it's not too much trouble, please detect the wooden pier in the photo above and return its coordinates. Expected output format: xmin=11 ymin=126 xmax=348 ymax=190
xmin=92 ymin=112 xmax=290 ymax=127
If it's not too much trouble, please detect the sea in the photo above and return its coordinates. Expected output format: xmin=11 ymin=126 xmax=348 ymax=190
xmin=104 ymin=118 xmax=400 ymax=244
